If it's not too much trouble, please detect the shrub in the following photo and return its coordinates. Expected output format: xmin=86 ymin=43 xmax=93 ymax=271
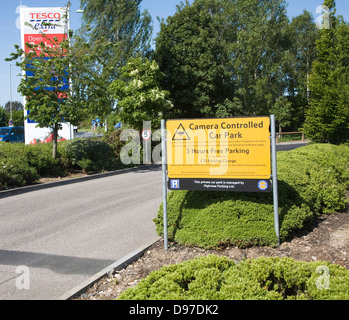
xmin=156 ymin=190 xmax=279 ymax=248
xmin=24 ymin=142 xmax=66 ymax=177
xmin=154 ymin=144 xmax=349 ymax=248
xmin=63 ymin=139 xmax=117 ymax=173
xmin=118 ymin=255 xmax=349 ymax=300
xmin=277 ymin=144 xmax=349 ymax=215
xmin=0 ymin=143 xmax=39 ymax=189
xmin=101 ymin=129 xmax=124 ymax=158
xmin=101 ymin=129 xmax=133 ymax=169
xmin=0 ymin=136 xmax=127 ymax=189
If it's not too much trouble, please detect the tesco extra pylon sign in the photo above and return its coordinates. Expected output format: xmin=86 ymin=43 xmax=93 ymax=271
xmin=20 ymin=7 xmax=74 ymax=144
xmin=21 ymin=7 xmax=68 ymax=53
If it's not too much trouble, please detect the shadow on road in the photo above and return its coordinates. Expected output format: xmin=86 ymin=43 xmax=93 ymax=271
xmin=0 ymin=249 xmax=115 ymax=276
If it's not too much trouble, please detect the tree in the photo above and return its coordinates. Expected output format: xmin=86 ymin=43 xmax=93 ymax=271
xmin=81 ymin=0 xmax=153 ymax=66
xmin=155 ymin=0 xmax=291 ymax=119
xmin=0 ymin=107 xmax=7 ymax=127
xmin=77 ymin=0 xmax=153 ymax=125
xmin=0 ymin=102 xmax=24 ymax=127
xmin=303 ymin=0 xmax=349 ymax=144
xmin=70 ymin=35 xmax=116 ymax=130
xmin=269 ymin=96 xmax=292 ymax=132
xmin=108 ymin=57 xmax=172 ymax=131
xmin=285 ymin=11 xmax=318 ymax=130
xmin=228 ymin=0 xmax=290 ymax=117
xmin=6 ymin=12 xmax=91 ymax=157
xmin=80 ymin=0 xmax=152 ymax=67
xmin=4 ymin=100 xmax=23 ymax=113
xmin=155 ymin=0 xmax=235 ymax=119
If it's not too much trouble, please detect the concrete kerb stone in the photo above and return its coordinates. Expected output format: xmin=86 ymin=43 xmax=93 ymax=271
xmin=57 ymin=237 xmax=161 ymax=300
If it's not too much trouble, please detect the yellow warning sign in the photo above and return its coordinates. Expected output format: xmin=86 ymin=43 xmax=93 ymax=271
xmin=166 ymin=117 xmax=271 ymax=179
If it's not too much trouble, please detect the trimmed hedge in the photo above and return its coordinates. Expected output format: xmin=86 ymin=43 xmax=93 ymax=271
xmin=118 ymin=255 xmax=349 ymax=300
xmin=154 ymin=144 xmax=349 ymax=248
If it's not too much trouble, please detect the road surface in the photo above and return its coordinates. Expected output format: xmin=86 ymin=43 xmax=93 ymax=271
xmin=0 ymin=166 xmax=163 ymax=300
xmin=276 ymin=142 xmax=308 ymax=152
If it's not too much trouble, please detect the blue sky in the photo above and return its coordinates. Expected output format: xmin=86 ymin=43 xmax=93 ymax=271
xmin=0 ymin=0 xmax=348 ymax=108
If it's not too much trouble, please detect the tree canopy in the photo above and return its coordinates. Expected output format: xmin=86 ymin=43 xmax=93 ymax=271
xmin=75 ymin=0 xmax=154 ymax=125
xmin=80 ymin=0 xmax=153 ymax=67
xmin=6 ymin=31 xmax=91 ymax=157
xmin=303 ymin=0 xmax=349 ymax=144
xmin=155 ymin=0 xmax=293 ymax=120
xmin=0 ymin=101 xmax=24 ymax=127
xmin=155 ymin=0 xmax=235 ymax=119
xmin=108 ymin=57 xmax=172 ymax=131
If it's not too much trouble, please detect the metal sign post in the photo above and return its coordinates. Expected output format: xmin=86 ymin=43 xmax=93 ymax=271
xmin=142 ymin=122 xmax=152 ymax=165
xmin=161 ymin=119 xmax=168 ymax=250
xmin=270 ymin=115 xmax=280 ymax=246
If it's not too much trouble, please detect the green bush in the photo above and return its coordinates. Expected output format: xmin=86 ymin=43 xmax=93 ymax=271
xmin=63 ymin=139 xmax=117 ymax=173
xmin=154 ymin=144 xmax=349 ymax=248
xmin=101 ymin=129 xmax=133 ymax=169
xmin=101 ymin=129 xmax=124 ymax=158
xmin=277 ymin=144 xmax=349 ymax=215
xmin=118 ymin=255 xmax=349 ymax=300
xmin=24 ymin=142 xmax=67 ymax=177
xmin=0 ymin=135 xmax=127 ymax=189
xmin=0 ymin=143 xmax=39 ymax=189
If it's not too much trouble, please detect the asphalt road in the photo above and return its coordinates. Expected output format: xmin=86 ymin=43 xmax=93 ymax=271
xmin=0 ymin=166 xmax=163 ymax=300
xmin=276 ymin=141 xmax=308 ymax=152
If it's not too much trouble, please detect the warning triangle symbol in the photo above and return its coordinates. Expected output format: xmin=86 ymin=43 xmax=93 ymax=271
xmin=172 ymin=123 xmax=190 ymax=140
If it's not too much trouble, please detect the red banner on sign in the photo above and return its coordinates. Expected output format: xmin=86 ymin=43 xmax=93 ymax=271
xmin=24 ymin=34 xmax=67 ymax=54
